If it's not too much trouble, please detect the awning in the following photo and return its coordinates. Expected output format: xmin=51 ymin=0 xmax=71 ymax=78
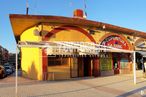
xmin=135 ymin=41 xmax=146 ymax=57
xmin=18 ymin=41 xmax=133 ymax=56
xmin=136 ymin=51 xmax=146 ymax=57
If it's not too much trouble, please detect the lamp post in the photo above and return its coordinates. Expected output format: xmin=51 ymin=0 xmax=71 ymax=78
xmin=15 ymin=46 xmax=18 ymax=97
xmin=127 ymin=35 xmax=136 ymax=84
xmin=133 ymin=51 xmax=136 ymax=84
xmin=132 ymin=35 xmax=136 ymax=84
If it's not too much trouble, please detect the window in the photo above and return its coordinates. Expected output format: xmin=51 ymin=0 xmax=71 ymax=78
xmin=120 ymin=59 xmax=129 ymax=69
xmin=100 ymin=58 xmax=112 ymax=71
xmin=48 ymin=56 xmax=68 ymax=66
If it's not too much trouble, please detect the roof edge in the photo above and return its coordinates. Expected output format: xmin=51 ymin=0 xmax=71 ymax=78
xmin=10 ymin=14 xmax=146 ymax=39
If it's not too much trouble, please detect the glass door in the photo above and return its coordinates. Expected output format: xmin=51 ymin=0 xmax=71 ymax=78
xmin=113 ymin=57 xmax=119 ymax=74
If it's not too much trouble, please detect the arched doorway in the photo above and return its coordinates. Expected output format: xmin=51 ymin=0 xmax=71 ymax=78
xmin=42 ymin=25 xmax=99 ymax=80
xmin=99 ymin=34 xmax=132 ymax=75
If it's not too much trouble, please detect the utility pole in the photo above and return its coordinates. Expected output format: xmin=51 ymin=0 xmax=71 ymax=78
xmin=133 ymin=34 xmax=136 ymax=84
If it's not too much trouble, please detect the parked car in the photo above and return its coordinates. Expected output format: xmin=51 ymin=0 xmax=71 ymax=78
xmin=4 ymin=66 xmax=13 ymax=75
xmin=4 ymin=63 xmax=15 ymax=73
xmin=11 ymin=65 xmax=15 ymax=72
xmin=0 ymin=65 xmax=6 ymax=78
xmin=3 ymin=63 xmax=10 ymax=67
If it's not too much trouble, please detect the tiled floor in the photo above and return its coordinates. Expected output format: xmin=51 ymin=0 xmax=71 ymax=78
xmin=0 ymin=70 xmax=146 ymax=97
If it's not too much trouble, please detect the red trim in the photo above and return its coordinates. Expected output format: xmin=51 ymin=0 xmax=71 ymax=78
xmin=93 ymin=57 xmax=100 ymax=77
xmin=42 ymin=49 xmax=48 ymax=80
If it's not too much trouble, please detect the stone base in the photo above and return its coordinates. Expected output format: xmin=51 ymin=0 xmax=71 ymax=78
xmin=120 ymin=69 xmax=132 ymax=74
xmin=100 ymin=70 xmax=114 ymax=76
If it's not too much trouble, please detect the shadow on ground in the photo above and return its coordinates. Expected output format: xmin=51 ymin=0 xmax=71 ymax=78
xmin=117 ymin=86 xmax=146 ymax=97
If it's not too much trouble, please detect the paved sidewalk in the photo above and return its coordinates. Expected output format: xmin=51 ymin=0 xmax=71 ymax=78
xmin=0 ymin=70 xmax=146 ymax=97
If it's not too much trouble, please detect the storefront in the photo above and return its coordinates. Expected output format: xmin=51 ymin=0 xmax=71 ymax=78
xmin=10 ymin=10 xmax=146 ymax=80
xmin=99 ymin=35 xmax=132 ymax=76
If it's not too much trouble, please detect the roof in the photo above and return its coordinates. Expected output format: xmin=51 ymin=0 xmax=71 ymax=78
xmin=9 ymin=14 xmax=146 ymax=40
xmin=137 ymin=51 xmax=146 ymax=57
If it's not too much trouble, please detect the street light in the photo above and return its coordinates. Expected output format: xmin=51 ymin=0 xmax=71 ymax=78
xmin=15 ymin=46 xmax=19 ymax=97
xmin=132 ymin=34 xmax=136 ymax=84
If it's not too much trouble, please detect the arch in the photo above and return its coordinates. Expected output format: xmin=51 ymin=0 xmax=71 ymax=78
xmin=43 ymin=25 xmax=96 ymax=43
xmin=99 ymin=33 xmax=133 ymax=50
xmin=42 ymin=25 xmax=96 ymax=80
xmin=135 ymin=38 xmax=145 ymax=46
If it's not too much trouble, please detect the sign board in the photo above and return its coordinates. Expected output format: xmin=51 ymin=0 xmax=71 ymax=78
xmin=101 ymin=36 xmax=129 ymax=50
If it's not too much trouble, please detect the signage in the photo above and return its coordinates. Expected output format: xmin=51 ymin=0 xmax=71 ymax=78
xmin=101 ymin=36 xmax=129 ymax=50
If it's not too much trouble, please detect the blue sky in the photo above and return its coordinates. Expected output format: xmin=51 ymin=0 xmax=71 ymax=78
xmin=1 ymin=0 xmax=146 ymax=53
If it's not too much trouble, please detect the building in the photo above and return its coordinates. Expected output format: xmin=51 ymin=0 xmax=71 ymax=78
xmin=8 ymin=53 xmax=15 ymax=65
xmin=0 ymin=46 xmax=2 ymax=64
xmin=8 ymin=53 xmax=20 ymax=68
xmin=0 ymin=45 xmax=9 ymax=64
xmin=10 ymin=9 xmax=146 ymax=80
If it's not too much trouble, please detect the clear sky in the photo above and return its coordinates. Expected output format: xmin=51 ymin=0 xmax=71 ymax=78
xmin=1 ymin=0 xmax=146 ymax=53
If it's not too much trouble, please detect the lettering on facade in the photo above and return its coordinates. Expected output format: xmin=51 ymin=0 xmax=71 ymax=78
xmin=101 ymin=35 xmax=129 ymax=50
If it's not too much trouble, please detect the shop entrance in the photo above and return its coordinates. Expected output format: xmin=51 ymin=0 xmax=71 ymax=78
xmin=83 ymin=57 xmax=92 ymax=76
xmin=78 ymin=57 xmax=92 ymax=77
xmin=113 ymin=57 xmax=120 ymax=74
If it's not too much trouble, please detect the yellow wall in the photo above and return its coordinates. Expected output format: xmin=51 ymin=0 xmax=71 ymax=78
xmin=49 ymin=29 xmax=91 ymax=42
xmin=20 ymin=27 xmax=43 ymax=80
xmin=92 ymin=30 xmax=110 ymax=43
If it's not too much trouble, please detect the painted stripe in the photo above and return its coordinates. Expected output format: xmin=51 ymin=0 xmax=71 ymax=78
xmin=42 ymin=48 xmax=48 ymax=80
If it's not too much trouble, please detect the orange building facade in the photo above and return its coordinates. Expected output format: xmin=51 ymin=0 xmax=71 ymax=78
xmin=10 ymin=11 xmax=146 ymax=80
